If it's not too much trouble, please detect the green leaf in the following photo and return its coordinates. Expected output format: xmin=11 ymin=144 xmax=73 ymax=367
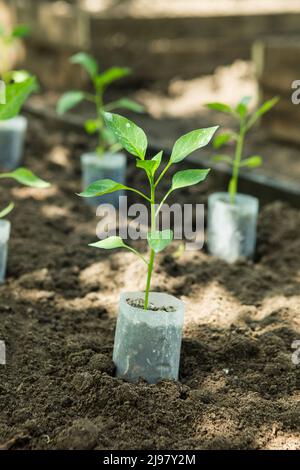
xmin=213 ymin=133 xmax=232 ymax=149
xmin=78 ymin=179 xmax=126 ymax=197
xmin=84 ymin=118 xmax=100 ymax=134
xmin=89 ymin=236 xmax=128 ymax=250
xmin=102 ymin=128 xmax=117 ymax=145
xmin=147 ymin=230 xmax=173 ymax=253
xmin=206 ymin=102 xmax=233 ymax=114
xmin=70 ymin=52 xmax=98 ymax=78
xmin=136 ymin=151 xmax=162 ymax=179
xmin=136 ymin=160 xmax=157 ymax=178
xmin=170 ymin=127 xmax=218 ymax=164
xmin=95 ymin=67 xmax=131 ymax=90
xmin=0 ymin=168 xmax=50 ymax=188
xmin=212 ymin=155 xmax=233 ymax=165
xmin=171 ymin=169 xmax=210 ymax=191
xmin=12 ymin=24 xmax=31 ymax=38
xmin=89 ymin=236 xmax=148 ymax=264
xmin=57 ymin=91 xmax=85 ymax=115
xmin=0 ymin=77 xmax=37 ymax=120
xmin=0 ymin=202 xmax=14 ymax=218
xmin=104 ymin=112 xmax=147 ymax=159
xmin=236 ymin=96 xmax=251 ymax=118
xmin=107 ymin=98 xmax=144 ymax=113
xmin=247 ymin=96 xmax=279 ymax=129
xmin=240 ymin=155 xmax=262 ymax=168
xmin=152 ymin=150 xmax=163 ymax=167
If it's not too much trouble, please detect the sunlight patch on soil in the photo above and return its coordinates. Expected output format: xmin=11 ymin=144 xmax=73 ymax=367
xmin=47 ymin=145 xmax=70 ymax=169
xmin=185 ymin=282 xmax=243 ymax=327
xmin=11 ymin=185 xmax=57 ymax=200
xmin=137 ymin=61 xmax=257 ymax=118
xmin=41 ymin=205 xmax=70 ymax=219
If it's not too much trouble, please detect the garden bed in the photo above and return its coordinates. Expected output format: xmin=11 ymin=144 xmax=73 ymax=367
xmin=0 ymin=117 xmax=299 ymax=450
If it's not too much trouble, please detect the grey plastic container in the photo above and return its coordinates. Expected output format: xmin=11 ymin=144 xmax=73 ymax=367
xmin=113 ymin=292 xmax=185 ymax=384
xmin=0 ymin=220 xmax=11 ymax=283
xmin=0 ymin=116 xmax=27 ymax=170
xmin=81 ymin=152 xmax=126 ymax=208
xmin=207 ymin=192 xmax=259 ymax=263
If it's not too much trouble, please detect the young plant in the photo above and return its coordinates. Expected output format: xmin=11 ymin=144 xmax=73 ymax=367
xmin=0 ymin=77 xmax=50 ymax=217
xmin=79 ymin=113 xmax=218 ymax=309
xmin=0 ymin=23 xmax=31 ymax=82
xmin=57 ymin=53 xmax=144 ymax=156
xmin=206 ymin=96 xmax=279 ymax=204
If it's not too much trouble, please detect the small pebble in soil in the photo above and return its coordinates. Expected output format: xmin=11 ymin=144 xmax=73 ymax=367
xmin=126 ymin=297 xmax=176 ymax=312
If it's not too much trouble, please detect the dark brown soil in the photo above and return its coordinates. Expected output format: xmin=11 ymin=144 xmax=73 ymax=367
xmin=0 ymin=117 xmax=299 ymax=450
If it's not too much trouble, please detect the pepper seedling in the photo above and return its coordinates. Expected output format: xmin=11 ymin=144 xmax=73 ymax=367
xmin=57 ymin=53 xmax=144 ymax=156
xmin=0 ymin=23 xmax=31 ymax=83
xmin=206 ymin=96 xmax=279 ymax=204
xmin=79 ymin=113 xmax=218 ymax=309
xmin=0 ymin=77 xmax=50 ymax=217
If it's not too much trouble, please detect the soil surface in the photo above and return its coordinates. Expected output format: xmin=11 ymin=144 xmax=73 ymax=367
xmin=0 ymin=117 xmax=299 ymax=450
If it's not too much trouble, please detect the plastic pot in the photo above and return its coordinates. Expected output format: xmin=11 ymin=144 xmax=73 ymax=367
xmin=207 ymin=192 xmax=259 ymax=263
xmin=0 ymin=116 xmax=27 ymax=170
xmin=113 ymin=292 xmax=185 ymax=384
xmin=81 ymin=152 xmax=126 ymax=207
xmin=0 ymin=219 xmax=11 ymax=283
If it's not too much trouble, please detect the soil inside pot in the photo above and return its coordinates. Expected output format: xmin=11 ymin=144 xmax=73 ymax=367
xmin=0 ymin=117 xmax=299 ymax=450
xmin=126 ymin=297 xmax=176 ymax=312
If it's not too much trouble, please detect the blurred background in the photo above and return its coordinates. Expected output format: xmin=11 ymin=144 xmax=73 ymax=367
xmin=1 ymin=0 xmax=300 ymax=204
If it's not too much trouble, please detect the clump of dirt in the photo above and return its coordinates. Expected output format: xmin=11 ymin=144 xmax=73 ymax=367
xmin=0 ymin=117 xmax=299 ymax=450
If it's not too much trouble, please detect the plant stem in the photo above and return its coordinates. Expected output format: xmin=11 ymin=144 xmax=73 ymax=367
xmin=229 ymin=124 xmax=245 ymax=204
xmin=155 ymin=161 xmax=171 ymax=188
xmin=144 ymin=183 xmax=156 ymax=310
xmin=95 ymin=86 xmax=105 ymax=157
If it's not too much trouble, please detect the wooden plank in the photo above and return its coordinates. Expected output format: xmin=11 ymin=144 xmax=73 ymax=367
xmin=10 ymin=0 xmax=300 ymax=82
xmin=11 ymin=0 xmax=90 ymax=49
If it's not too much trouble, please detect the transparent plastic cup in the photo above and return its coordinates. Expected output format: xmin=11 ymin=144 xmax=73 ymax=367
xmin=113 ymin=292 xmax=185 ymax=384
xmin=0 ymin=116 xmax=27 ymax=170
xmin=81 ymin=152 xmax=126 ymax=208
xmin=0 ymin=220 xmax=11 ymax=283
xmin=207 ymin=192 xmax=259 ymax=263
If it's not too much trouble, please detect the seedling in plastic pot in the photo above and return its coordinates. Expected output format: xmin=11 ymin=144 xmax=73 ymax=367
xmin=0 ymin=78 xmax=50 ymax=282
xmin=0 ymin=24 xmax=33 ymax=170
xmin=79 ymin=112 xmax=217 ymax=383
xmin=57 ymin=53 xmax=144 ymax=207
xmin=205 ymin=96 xmax=279 ymax=263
